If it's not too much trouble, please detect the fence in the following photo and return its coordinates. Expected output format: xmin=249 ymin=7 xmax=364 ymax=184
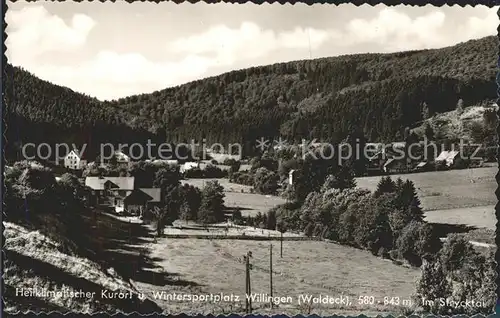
xmin=161 ymin=234 xmax=322 ymax=241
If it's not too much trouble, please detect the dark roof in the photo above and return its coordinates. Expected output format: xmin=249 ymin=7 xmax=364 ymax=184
xmin=103 ymin=180 xmax=120 ymax=189
xmin=384 ymin=158 xmax=406 ymax=168
xmin=416 ymin=161 xmax=428 ymax=168
xmin=85 ymin=177 xmax=161 ymax=203
xmin=139 ymin=188 xmax=161 ymax=202
xmin=85 ymin=177 xmax=135 ymax=190
xmin=124 ymin=189 xmax=153 ymax=204
xmin=65 ymin=149 xmax=89 ymax=160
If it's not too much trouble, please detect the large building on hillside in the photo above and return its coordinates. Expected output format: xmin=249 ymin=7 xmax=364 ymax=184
xmin=85 ymin=176 xmax=161 ymax=216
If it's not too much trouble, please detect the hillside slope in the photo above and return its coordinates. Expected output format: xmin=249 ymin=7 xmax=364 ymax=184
xmin=3 ymin=162 xmax=163 ymax=314
xmin=4 ymin=222 xmax=161 ymax=314
xmin=5 ymin=36 xmax=497 ymax=158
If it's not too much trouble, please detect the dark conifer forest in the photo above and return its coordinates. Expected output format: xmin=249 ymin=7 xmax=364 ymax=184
xmin=5 ymin=36 xmax=497 ymax=160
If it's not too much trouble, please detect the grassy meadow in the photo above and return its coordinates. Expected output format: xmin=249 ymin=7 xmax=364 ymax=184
xmin=132 ymin=238 xmax=420 ymax=315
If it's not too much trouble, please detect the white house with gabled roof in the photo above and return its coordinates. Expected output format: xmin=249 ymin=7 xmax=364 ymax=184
xmin=64 ymin=150 xmax=87 ymax=170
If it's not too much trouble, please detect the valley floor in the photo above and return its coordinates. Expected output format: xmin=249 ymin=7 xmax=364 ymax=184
xmin=6 ymin=166 xmax=495 ymax=315
xmin=131 ymin=236 xmax=420 ymax=316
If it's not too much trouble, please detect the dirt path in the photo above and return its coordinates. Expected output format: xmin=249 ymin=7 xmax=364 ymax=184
xmin=439 ymin=237 xmax=496 ymax=249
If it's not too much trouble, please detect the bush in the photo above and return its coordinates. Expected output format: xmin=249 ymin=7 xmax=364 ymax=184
xmin=416 ymin=258 xmax=452 ymax=315
xmin=303 ymin=222 xmax=314 ymax=237
xmin=197 ymin=181 xmax=225 ymax=224
xmin=184 ymin=165 xmax=227 ymax=178
xmin=395 ymin=221 xmax=441 ymax=267
xmin=204 ymin=165 xmax=227 ymax=178
xmin=377 ymin=247 xmax=390 ymax=259
xmin=388 ymin=249 xmax=399 ymax=260
xmin=312 ymin=223 xmax=323 ymax=237
xmin=416 ymin=238 xmax=496 ymax=315
xmin=439 ymin=234 xmax=477 ymax=274
xmin=452 ymin=157 xmax=470 ymax=169
xmin=229 ymin=171 xmax=255 ymax=186
xmin=435 ymin=160 xmax=448 ymax=171
xmin=253 ymin=167 xmax=279 ymax=195
xmin=227 ymin=159 xmax=241 ymax=174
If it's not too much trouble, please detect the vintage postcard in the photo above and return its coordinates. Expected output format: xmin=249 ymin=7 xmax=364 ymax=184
xmin=3 ymin=1 xmax=498 ymax=316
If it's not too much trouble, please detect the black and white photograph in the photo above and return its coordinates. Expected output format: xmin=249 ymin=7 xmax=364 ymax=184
xmin=3 ymin=1 xmax=498 ymax=316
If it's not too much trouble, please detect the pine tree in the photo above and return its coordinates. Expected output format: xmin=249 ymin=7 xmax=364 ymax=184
xmin=320 ymin=166 xmax=356 ymax=192
xmin=396 ymin=180 xmax=423 ymax=221
xmin=395 ymin=177 xmax=404 ymax=191
xmin=424 ymin=122 xmax=435 ymax=141
xmin=267 ymin=209 xmax=277 ymax=230
xmin=374 ymin=176 xmax=397 ymax=197
xmin=179 ymin=200 xmax=191 ymax=224
xmin=421 ymin=102 xmax=430 ymax=120
xmin=456 ymin=98 xmax=464 ymax=114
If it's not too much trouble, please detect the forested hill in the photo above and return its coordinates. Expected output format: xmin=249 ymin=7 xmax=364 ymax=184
xmin=5 ymin=36 xmax=497 ymax=160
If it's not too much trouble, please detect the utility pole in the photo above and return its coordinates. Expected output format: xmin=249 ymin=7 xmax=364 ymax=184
xmin=244 ymin=251 xmax=252 ymax=313
xmin=269 ymin=244 xmax=273 ymax=308
xmin=280 ymin=231 xmax=283 ymax=258
xmin=129 ymin=219 xmax=132 ymax=243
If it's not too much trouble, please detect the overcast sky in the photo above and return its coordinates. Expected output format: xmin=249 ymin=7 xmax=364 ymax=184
xmin=6 ymin=2 xmax=498 ymax=101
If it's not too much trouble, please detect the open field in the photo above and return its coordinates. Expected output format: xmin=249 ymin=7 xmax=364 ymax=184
xmin=182 ymin=178 xmax=253 ymax=192
xmin=425 ymin=205 xmax=495 ymax=230
xmin=356 ymin=166 xmax=497 ymax=211
xmin=182 ymin=178 xmax=287 ymax=216
xmin=184 ymin=165 xmax=497 ymax=227
xmin=132 ymin=238 xmax=420 ymax=315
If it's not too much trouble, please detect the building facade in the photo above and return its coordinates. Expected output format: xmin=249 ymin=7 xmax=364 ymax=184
xmin=85 ymin=176 xmax=161 ymax=216
xmin=64 ymin=150 xmax=87 ymax=170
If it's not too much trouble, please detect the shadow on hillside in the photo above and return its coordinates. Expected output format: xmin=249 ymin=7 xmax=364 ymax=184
xmin=431 ymin=222 xmax=476 ymax=237
xmin=81 ymin=212 xmax=194 ymax=288
xmin=4 ymin=250 xmax=162 ymax=314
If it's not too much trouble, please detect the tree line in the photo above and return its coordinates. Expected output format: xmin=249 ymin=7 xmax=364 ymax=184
xmin=5 ymin=36 xmax=497 ymax=160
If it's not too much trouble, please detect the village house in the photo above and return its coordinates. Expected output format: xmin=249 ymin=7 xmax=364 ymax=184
xmin=85 ymin=176 xmax=161 ymax=216
xmin=99 ymin=150 xmax=132 ymax=168
xmin=180 ymin=161 xmax=200 ymax=174
xmin=366 ymin=151 xmax=386 ymax=175
xmin=365 ymin=143 xmax=385 ymax=156
xmin=383 ymin=157 xmax=408 ymax=174
xmin=288 ymin=169 xmax=297 ymax=185
xmin=145 ymin=159 xmax=179 ymax=167
xmin=209 ymin=153 xmax=242 ymax=163
xmin=64 ymin=149 xmax=87 ymax=170
xmin=435 ymin=150 xmax=459 ymax=167
xmin=390 ymin=141 xmax=407 ymax=149
xmin=414 ymin=161 xmax=431 ymax=172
